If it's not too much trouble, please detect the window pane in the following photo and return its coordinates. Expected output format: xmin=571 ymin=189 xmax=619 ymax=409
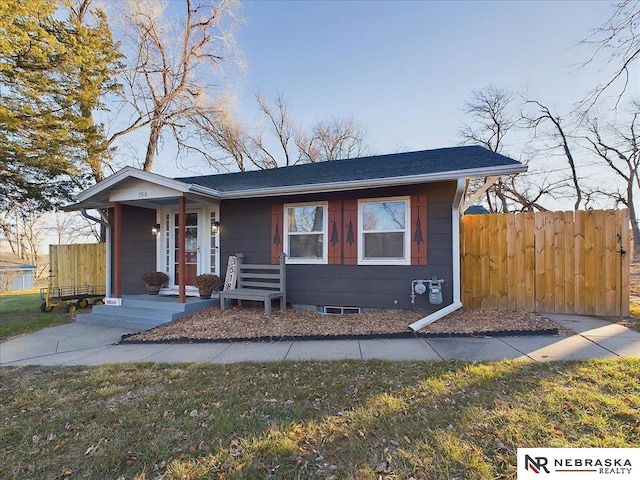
xmin=363 ymin=202 xmax=405 ymax=230
xmin=288 ymin=206 xmax=323 ymax=233
xmin=364 ymin=232 xmax=405 ymax=258
xmin=289 ymin=234 xmax=323 ymax=258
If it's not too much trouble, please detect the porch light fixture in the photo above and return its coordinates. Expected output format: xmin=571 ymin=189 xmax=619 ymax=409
xmin=151 ymin=223 xmax=161 ymax=236
xmin=211 ymin=221 xmax=220 ymax=234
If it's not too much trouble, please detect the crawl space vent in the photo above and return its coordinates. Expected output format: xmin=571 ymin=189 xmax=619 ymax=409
xmin=323 ymin=306 xmax=361 ymax=315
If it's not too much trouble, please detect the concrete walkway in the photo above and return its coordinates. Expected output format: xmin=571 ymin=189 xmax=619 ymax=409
xmin=1 ymin=314 xmax=639 ymax=366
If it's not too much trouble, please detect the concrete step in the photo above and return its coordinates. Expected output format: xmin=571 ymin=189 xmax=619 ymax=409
xmin=76 ymin=294 xmax=220 ymax=331
xmin=91 ymin=305 xmax=179 ymax=322
xmin=76 ymin=313 xmax=168 ymax=331
xmin=121 ymin=295 xmax=219 ymax=313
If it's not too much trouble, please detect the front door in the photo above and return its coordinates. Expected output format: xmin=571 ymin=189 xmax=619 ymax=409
xmin=174 ymin=212 xmax=199 ymax=287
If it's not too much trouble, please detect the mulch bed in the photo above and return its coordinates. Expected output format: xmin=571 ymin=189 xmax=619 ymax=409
xmin=120 ymin=306 xmax=565 ymax=344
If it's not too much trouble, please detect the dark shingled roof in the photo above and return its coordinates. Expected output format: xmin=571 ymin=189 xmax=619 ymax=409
xmin=175 ymin=146 xmax=522 ymax=192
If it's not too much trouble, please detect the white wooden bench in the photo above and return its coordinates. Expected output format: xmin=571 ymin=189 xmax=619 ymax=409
xmin=219 ymin=253 xmax=287 ymax=314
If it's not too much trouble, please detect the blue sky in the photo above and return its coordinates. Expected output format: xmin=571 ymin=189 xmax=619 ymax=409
xmin=223 ymin=0 xmax=619 ymax=163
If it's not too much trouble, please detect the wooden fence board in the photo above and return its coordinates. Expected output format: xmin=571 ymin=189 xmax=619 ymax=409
xmin=506 ymin=213 xmax=518 ymax=311
xmin=522 ymin=213 xmax=536 ymax=312
xmin=583 ymin=211 xmax=597 ymax=315
xmin=574 ymin=210 xmax=586 ymax=315
xmin=604 ymin=212 xmax=617 ymax=315
xmin=461 ymin=210 xmax=629 ymax=316
xmin=553 ymin=212 xmax=565 ymax=313
xmin=49 ymin=243 xmax=106 ymax=288
xmin=563 ymin=211 xmax=575 ymax=314
xmin=619 ymin=209 xmax=631 ymax=317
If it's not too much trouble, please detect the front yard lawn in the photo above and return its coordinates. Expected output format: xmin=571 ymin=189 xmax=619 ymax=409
xmin=1 ymin=359 xmax=638 ymax=479
xmin=0 ymin=291 xmax=69 ymax=340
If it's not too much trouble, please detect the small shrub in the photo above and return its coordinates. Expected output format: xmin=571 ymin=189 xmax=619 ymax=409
xmin=141 ymin=271 xmax=169 ymax=286
xmin=194 ymin=274 xmax=224 ymax=291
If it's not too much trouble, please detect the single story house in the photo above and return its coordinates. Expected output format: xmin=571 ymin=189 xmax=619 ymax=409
xmin=0 ymin=260 xmax=36 ymax=292
xmin=64 ymin=146 xmax=525 ymax=329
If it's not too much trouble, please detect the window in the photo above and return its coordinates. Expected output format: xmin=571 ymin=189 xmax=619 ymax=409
xmin=285 ymin=203 xmax=327 ymax=263
xmin=358 ymin=197 xmax=410 ymax=265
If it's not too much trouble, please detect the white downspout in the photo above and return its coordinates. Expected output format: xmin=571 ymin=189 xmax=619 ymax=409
xmin=409 ymin=178 xmax=465 ymax=331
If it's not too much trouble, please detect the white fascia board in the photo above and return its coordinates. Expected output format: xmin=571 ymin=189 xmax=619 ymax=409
xmin=188 ymin=184 xmax=223 ymax=199
xmin=60 ymin=200 xmax=115 ymax=212
xmin=214 ymin=164 xmax=528 ymax=199
xmin=71 ymin=163 xmax=526 ymax=205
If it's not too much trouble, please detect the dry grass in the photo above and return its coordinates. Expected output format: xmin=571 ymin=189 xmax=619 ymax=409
xmin=2 ymin=360 xmax=639 ymax=479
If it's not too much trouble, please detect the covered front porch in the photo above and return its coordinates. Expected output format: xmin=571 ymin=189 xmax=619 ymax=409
xmin=64 ymin=167 xmax=223 ymax=306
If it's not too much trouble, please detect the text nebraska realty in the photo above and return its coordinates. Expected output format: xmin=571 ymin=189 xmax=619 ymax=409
xmin=526 ymin=455 xmax=633 ymax=475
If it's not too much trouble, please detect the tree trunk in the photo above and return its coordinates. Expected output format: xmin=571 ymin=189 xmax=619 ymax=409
xmin=143 ymin=119 xmax=162 ymax=172
xmin=627 ymin=183 xmax=640 ymax=262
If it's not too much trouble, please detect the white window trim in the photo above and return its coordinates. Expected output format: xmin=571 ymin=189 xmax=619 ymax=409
xmin=284 ymin=201 xmax=328 ymax=264
xmin=358 ymin=196 xmax=411 ymax=266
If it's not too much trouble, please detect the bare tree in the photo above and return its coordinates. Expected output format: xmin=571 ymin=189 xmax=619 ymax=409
xmin=459 ymin=85 xmax=524 ymax=212
xmin=297 ymin=118 xmax=368 ymax=163
xmin=585 ymin=104 xmax=640 ymax=259
xmin=521 ymin=100 xmax=585 ymax=210
xmin=460 ymin=85 xmax=519 ymax=153
xmin=53 ymin=211 xmax=100 ymax=245
xmin=0 ymin=203 xmax=47 ymax=267
xmin=187 ymin=92 xmax=293 ymax=171
xmin=189 ymin=105 xmax=253 ymax=171
xmin=459 ymin=86 xmax=588 ymax=212
xmin=196 ymin=91 xmax=369 ymax=170
xmin=0 ymin=269 xmax=20 ymax=294
xmin=251 ymin=92 xmax=297 ymax=167
xmin=581 ymin=0 xmax=640 ymax=109
xmin=118 ymin=0 xmax=240 ymax=172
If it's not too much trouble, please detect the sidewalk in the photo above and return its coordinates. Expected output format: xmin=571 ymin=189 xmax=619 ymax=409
xmin=1 ymin=314 xmax=638 ymax=366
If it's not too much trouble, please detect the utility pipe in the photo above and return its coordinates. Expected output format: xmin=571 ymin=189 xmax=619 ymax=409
xmin=409 ymin=178 xmax=465 ymax=331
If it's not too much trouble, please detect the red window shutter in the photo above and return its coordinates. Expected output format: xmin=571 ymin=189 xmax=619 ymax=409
xmin=411 ymin=194 xmax=427 ymax=265
xmin=271 ymin=203 xmax=284 ymax=264
xmin=343 ymin=199 xmax=358 ymax=265
xmin=328 ymin=200 xmax=342 ymax=265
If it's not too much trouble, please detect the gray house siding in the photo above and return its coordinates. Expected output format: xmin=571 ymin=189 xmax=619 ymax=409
xmin=220 ymin=181 xmax=456 ymax=311
xmin=115 ymin=205 xmax=157 ymax=295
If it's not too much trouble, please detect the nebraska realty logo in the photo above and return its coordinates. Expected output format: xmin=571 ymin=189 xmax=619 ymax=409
xmin=517 ymin=448 xmax=639 ymax=479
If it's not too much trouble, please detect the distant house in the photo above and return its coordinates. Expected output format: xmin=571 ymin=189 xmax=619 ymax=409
xmin=64 ymin=146 xmax=525 ymax=327
xmin=0 ymin=260 xmax=36 ymax=292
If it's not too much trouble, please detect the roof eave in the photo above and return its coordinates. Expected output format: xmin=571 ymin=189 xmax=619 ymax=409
xmin=214 ymin=164 xmax=528 ymax=199
xmin=64 ymin=163 xmax=526 ymax=209
xmin=76 ymin=166 xmax=193 ymax=203
xmin=60 ymin=200 xmax=114 ymax=212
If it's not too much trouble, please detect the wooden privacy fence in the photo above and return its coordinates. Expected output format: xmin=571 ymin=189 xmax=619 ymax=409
xmin=461 ymin=209 xmax=630 ymax=316
xmin=49 ymin=243 xmax=106 ymax=288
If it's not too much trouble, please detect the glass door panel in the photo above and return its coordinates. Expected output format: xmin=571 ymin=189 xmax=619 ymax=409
xmin=174 ymin=212 xmax=198 ymax=286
